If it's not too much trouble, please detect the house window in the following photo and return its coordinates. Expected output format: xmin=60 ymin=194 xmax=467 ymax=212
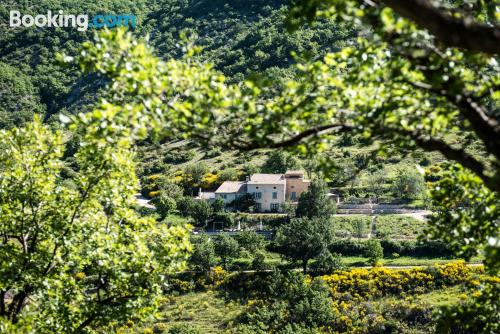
xmin=291 ymin=192 xmax=297 ymax=200
xmin=222 ymin=194 xmax=227 ymax=199
xmin=271 ymin=203 xmax=280 ymax=212
xmin=272 ymin=192 xmax=278 ymax=199
xmin=255 ymin=203 xmax=262 ymax=211
xmin=253 ymin=192 xmax=262 ymax=199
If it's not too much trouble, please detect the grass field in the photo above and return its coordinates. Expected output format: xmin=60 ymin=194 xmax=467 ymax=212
xmin=129 ymin=291 xmax=245 ymax=334
xmin=341 ymin=256 xmax=483 ymax=267
xmin=127 ymin=283 xmax=466 ymax=333
xmin=231 ymin=252 xmax=482 ymax=270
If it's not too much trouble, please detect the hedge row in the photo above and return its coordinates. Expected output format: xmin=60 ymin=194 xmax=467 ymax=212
xmin=329 ymin=239 xmax=454 ymax=258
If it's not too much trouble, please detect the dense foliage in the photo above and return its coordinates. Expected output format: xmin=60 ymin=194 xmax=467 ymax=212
xmin=274 ymin=217 xmax=334 ymax=272
xmin=1 ymin=0 xmax=498 ymax=332
xmin=0 ymin=117 xmax=191 ymax=332
xmin=295 ymin=179 xmax=336 ymax=218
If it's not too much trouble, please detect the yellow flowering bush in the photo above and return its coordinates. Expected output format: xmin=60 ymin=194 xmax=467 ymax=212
xmin=147 ymin=174 xmax=161 ymax=181
xmin=212 ymin=266 xmax=228 ymax=286
xmin=201 ymin=172 xmax=218 ymax=189
xmin=319 ymin=262 xmax=478 ymax=300
xmin=148 ymin=190 xmax=160 ymax=197
xmin=168 ymin=278 xmax=196 ymax=293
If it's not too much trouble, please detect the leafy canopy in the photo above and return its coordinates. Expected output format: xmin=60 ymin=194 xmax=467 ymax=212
xmin=0 ymin=116 xmax=191 ymax=333
xmin=274 ymin=217 xmax=334 ymax=272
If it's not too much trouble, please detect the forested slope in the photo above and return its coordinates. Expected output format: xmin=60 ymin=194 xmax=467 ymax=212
xmin=0 ymin=0 xmax=435 ymax=196
xmin=0 ymin=0 xmax=352 ymax=128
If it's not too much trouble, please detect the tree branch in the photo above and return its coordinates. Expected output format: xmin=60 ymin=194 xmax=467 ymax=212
xmin=405 ymin=80 xmax=500 ymax=161
xmin=383 ymin=0 xmax=500 ymax=54
xmin=388 ymin=128 xmax=500 ymax=192
xmin=235 ymin=124 xmax=353 ymax=151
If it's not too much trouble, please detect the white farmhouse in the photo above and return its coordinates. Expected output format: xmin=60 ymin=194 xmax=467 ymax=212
xmin=246 ymin=174 xmax=286 ymax=212
xmin=214 ymin=171 xmax=310 ymax=212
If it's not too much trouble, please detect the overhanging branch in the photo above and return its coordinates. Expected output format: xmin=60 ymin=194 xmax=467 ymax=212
xmin=383 ymin=0 xmax=500 ymax=54
xmin=405 ymin=80 xmax=500 ymax=161
xmin=234 ymin=123 xmax=353 ymax=150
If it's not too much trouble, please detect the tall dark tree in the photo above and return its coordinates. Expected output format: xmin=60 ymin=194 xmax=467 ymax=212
xmin=296 ymin=179 xmax=336 ymax=218
xmin=274 ymin=217 xmax=334 ymax=272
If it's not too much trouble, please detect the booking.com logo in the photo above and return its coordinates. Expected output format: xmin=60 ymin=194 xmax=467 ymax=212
xmin=9 ymin=10 xmax=136 ymax=32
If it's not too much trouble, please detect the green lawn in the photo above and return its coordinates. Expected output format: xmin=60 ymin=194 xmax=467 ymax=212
xmin=232 ymin=251 xmax=482 ymax=271
xmin=341 ymin=256 xmax=483 ymax=267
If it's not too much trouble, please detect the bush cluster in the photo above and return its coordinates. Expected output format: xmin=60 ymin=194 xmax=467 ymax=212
xmin=329 ymin=238 xmax=453 ymax=258
xmin=319 ymin=261 xmax=477 ymax=300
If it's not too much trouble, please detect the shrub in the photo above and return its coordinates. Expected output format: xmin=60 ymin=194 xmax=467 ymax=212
xmin=237 ymin=212 xmax=287 ymax=227
xmin=189 ymin=235 xmax=217 ymax=273
xmin=177 ymin=197 xmax=213 ymax=226
xmin=237 ymin=230 xmax=266 ymax=253
xmin=391 ymin=167 xmax=426 ymax=199
xmin=252 ymin=250 xmax=267 ymax=270
xmin=163 ymin=150 xmax=195 ymax=164
xmin=218 ymin=168 xmax=240 ymax=182
xmin=154 ymin=193 xmax=177 ymax=218
xmin=319 ymin=262 xmax=476 ymax=300
xmin=168 ymin=324 xmax=201 ymax=334
xmin=329 ymin=239 xmax=453 ymax=258
xmin=310 ymin=251 xmax=344 ymax=273
xmin=201 ymin=172 xmax=218 ymax=189
xmin=237 ymin=271 xmax=336 ymax=332
xmin=215 ymin=234 xmax=239 ymax=269
xmin=365 ymin=239 xmax=383 ymax=265
xmin=380 ymin=239 xmax=453 ymax=258
xmin=436 ymin=278 xmax=500 ymax=334
xmin=153 ymin=323 xmax=168 ymax=334
xmin=329 ymin=238 xmax=367 ymax=256
xmin=382 ymin=300 xmax=433 ymax=326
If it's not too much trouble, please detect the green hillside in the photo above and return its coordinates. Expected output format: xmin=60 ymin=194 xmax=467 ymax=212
xmin=0 ymin=0 xmax=352 ymax=126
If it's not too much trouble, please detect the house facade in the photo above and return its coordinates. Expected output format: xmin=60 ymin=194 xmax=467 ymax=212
xmin=214 ymin=171 xmax=310 ymax=212
xmin=284 ymin=170 xmax=310 ymax=202
xmin=246 ymin=174 xmax=286 ymax=212
xmin=214 ymin=181 xmax=247 ymax=205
